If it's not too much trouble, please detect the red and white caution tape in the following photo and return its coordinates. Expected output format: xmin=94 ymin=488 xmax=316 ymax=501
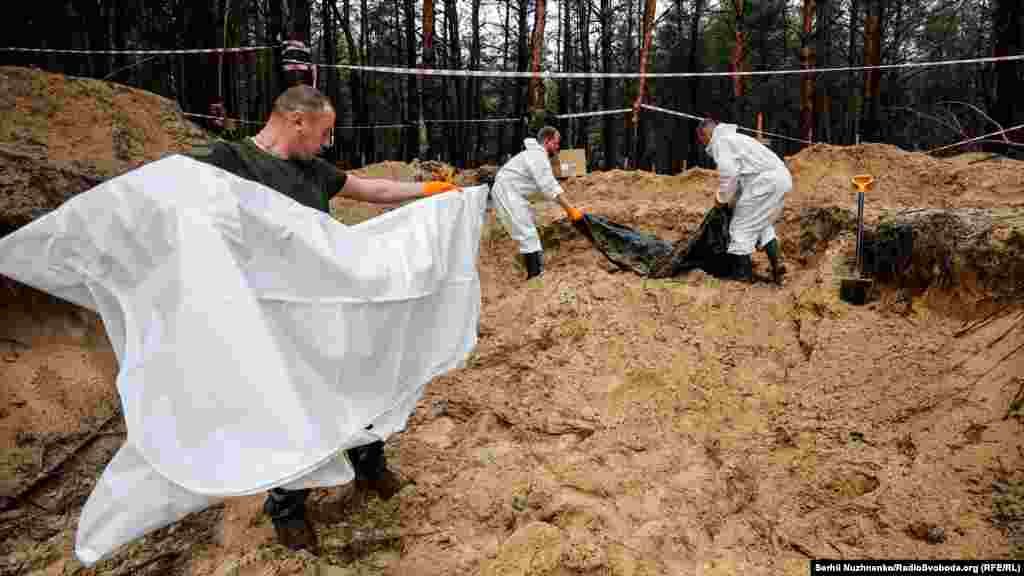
xmin=1 ymin=45 xmax=274 ymax=55
xmin=292 ymin=52 xmax=1024 ymax=80
xmin=556 ymin=108 xmax=631 ymax=119
xmin=182 ymin=112 xmax=264 ymax=126
xmin=424 ymin=117 xmax=522 ymax=124
xmin=640 ymin=104 xmax=817 ymax=145
xmin=184 ymin=112 xmax=524 ymax=129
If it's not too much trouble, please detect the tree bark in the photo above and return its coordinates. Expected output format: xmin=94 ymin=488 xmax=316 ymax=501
xmin=471 ymin=0 xmax=483 ymax=165
xmin=577 ymin=0 xmax=592 ymax=153
xmin=687 ymin=0 xmax=706 ymax=169
xmin=528 ymin=0 xmax=548 ymax=121
xmin=497 ymin=0 xmax=511 ymax=160
xmin=341 ymin=0 xmax=361 ymax=165
xmin=848 ymin=0 xmax=859 ymax=144
xmin=800 ymin=0 xmax=817 ymax=145
xmin=816 ymin=0 xmax=831 ymax=144
xmin=731 ymin=0 xmax=747 ymax=122
xmin=423 ymin=0 xmax=435 ymax=159
xmin=600 ymin=0 xmax=616 ymax=170
xmin=359 ymin=0 xmax=374 ymax=164
xmin=861 ymin=0 xmax=883 ymax=142
xmin=994 ymin=0 xmax=1024 ymax=147
xmin=634 ymin=0 xmax=657 ymax=170
xmin=515 ymin=0 xmax=529 ymax=141
xmin=559 ymin=0 xmax=573 ymax=146
xmin=405 ymin=0 xmax=418 ymax=161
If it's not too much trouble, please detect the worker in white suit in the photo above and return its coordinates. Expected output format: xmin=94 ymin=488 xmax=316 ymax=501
xmin=697 ymin=118 xmax=791 ymax=284
xmin=491 ymin=126 xmax=584 ymax=279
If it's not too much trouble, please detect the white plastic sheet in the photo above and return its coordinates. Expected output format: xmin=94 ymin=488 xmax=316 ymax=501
xmin=0 ymin=155 xmax=489 ymax=565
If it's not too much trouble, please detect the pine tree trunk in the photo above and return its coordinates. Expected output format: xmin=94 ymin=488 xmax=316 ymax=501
xmin=578 ymin=0 xmax=592 ymax=153
xmin=515 ymin=0 xmax=529 ymax=142
xmin=994 ymin=0 xmax=1024 ymax=147
xmin=600 ymin=0 xmax=615 ymax=170
xmin=686 ymin=0 xmax=706 ymax=169
xmin=861 ymin=0 xmax=883 ymax=142
xmin=816 ymin=0 xmax=831 ymax=144
xmin=800 ymin=0 xmax=817 ymax=145
xmin=404 ymin=0 xmax=418 ymax=161
xmin=559 ymin=0 xmax=573 ymax=146
xmin=471 ymin=0 xmax=483 ymax=165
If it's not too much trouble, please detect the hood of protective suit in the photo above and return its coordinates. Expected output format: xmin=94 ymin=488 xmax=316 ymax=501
xmin=706 ymin=123 xmax=784 ymax=175
xmin=523 ymin=138 xmax=548 ymax=156
xmin=705 ymin=122 xmax=786 ymax=206
xmin=493 ymin=138 xmax=563 ymax=202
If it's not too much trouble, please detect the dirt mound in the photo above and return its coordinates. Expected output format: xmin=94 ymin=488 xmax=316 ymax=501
xmin=0 ymin=68 xmax=205 ymax=575
xmin=784 ymin=143 xmax=1024 ymax=209
xmin=0 ymin=66 xmax=208 ymax=233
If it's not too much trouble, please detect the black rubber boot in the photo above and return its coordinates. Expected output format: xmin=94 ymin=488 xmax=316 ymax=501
xmin=730 ymin=253 xmax=753 ymax=283
xmin=347 ymin=441 xmax=402 ymax=501
xmin=263 ymin=488 xmax=317 ymax=551
xmin=523 ymin=251 xmax=544 ymax=280
xmin=763 ymin=239 xmax=785 ymax=284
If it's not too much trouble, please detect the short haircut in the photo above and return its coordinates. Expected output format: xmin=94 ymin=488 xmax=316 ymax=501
xmin=698 ymin=117 xmax=717 ymax=133
xmin=272 ymin=85 xmax=334 ymax=116
xmin=537 ymin=126 xmax=560 ymax=144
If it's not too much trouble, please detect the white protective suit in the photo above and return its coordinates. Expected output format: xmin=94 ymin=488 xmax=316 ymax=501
xmin=0 ymin=155 xmax=489 ymax=565
xmin=490 ymin=138 xmax=564 ymax=254
xmin=705 ymin=123 xmax=793 ymax=255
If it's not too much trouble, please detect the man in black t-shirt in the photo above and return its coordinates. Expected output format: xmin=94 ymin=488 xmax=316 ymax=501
xmin=190 ymin=85 xmax=458 ymax=553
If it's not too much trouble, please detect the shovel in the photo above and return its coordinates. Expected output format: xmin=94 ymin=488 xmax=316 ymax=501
xmin=839 ymin=174 xmax=874 ymax=305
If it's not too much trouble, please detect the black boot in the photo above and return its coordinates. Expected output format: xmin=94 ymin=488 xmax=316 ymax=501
xmin=263 ymin=488 xmax=317 ymax=551
xmin=730 ymin=253 xmax=753 ymax=282
xmin=763 ymin=239 xmax=785 ymax=284
xmin=523 ymin=251 xmax=544 ymax=280
xmin=347 ymin=441 xmax=403 ymax=501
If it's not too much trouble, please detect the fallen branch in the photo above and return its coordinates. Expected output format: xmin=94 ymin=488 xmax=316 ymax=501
xmin=109 ymin=550 xmax=181 ymax=576
xmin=12 ymin=411 xmax=123 ymax=505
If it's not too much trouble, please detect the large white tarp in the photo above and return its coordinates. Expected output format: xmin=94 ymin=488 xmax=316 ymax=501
xmin=0 ymin=155 xmax=488 ymax=565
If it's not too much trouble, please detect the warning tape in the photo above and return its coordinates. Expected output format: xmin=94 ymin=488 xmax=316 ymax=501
xmin=182 ymin=112 xmax=520 ymax=130
xmin=639 ymin=104 xmax=703 ymax=122
xmin=185 ymin=112 xmax=407 ymax=129
xmin=291 ymin=53 xmax=1024 ymax=80
xmin=182 ymin=112 xmax=264 ymax=126
xmin=424 ymin=117 xmax=522 ymax=124
xmin=926 ymin=123 xmax=1024 ymax=154
xmin=640 ymin=104 xmax=817 ymax=145
xmin=1 ymin=45 xmax=274 ymax=55
xmin=556 ymin=108 xmax=631 ymax=119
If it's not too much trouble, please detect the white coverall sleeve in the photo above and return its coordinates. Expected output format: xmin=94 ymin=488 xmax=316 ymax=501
xmin=525 ymin=150 xmax=564 ymax=201
xmin=709 ymin=141 xmax=740 ymax=205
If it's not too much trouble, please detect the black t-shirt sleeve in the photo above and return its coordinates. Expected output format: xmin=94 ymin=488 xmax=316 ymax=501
xmin=186 ymin=140 xmax=242 ymax=174
xmin=313 ymin=158 xmax=347 ymax=203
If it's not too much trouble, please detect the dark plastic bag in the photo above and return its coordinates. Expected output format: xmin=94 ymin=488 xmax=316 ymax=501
xmin=573 ymin=205 xmax=732 ymax=278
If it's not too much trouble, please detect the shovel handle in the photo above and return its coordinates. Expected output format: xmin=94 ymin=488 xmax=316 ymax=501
xmin=856 ymin=191 xmax=865 ymax=274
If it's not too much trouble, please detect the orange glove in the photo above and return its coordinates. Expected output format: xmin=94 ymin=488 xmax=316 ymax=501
xmin=422 ymin=181 xmax=460 ymax=196
xmin=566 ymin=206 xmax=584 ymax=222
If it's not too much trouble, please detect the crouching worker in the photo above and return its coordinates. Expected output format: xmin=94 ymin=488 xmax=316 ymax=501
xmin=696 ymin=117 xmax=791 ymax=284
xmin=491 ymin=126 xmax=585 ymax=280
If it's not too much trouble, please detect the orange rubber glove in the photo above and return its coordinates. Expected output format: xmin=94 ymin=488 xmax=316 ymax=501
xmin=422 ymin=181 xmax=460 ymax=196
xmin=566 ymin=206 xmax=584 ymax=222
